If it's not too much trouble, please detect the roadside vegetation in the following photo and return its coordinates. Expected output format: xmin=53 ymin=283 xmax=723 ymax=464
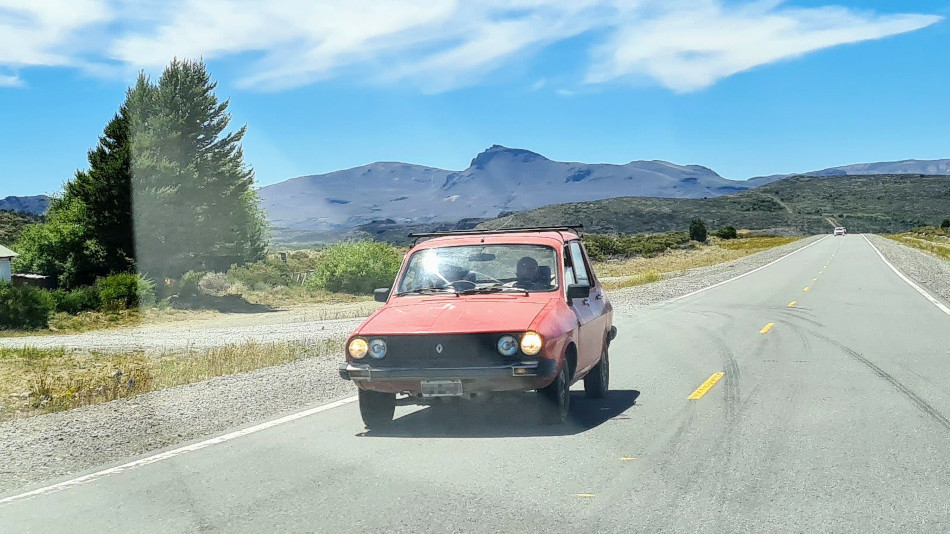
xmin=0 ymin=338 xmax=344 ymax=421
xmin=0 ymin=241 xmax=400 ymax=334
xmin=885 ymin=223 xmax=950 ymax=262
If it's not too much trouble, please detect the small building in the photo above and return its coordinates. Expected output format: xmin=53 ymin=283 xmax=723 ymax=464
xmin=0 ymin=245 xmax=17 ymax=283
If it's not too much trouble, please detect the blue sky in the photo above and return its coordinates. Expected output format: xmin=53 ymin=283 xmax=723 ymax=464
xmin=1 ymin=0 xmax=948 ymax=197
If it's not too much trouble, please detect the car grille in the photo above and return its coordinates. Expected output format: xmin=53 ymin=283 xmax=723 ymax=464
xmin=369 ymin=334 xmax=521 ymax=368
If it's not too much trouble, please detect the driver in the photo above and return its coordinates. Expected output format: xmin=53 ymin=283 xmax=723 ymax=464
xmin=514 ymin=256 xmax=540 ymax=288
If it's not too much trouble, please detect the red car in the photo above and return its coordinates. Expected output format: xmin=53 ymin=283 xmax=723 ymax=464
xmin=339 ymin=226 xmax=617 ymax=428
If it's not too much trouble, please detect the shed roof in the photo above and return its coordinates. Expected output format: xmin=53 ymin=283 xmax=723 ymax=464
xmin=0 ymin=245 xmax=19 ymax=259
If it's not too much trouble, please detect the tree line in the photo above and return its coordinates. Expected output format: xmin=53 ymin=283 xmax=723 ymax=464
xmin=13 ymin=59 xmax=266 ymax=289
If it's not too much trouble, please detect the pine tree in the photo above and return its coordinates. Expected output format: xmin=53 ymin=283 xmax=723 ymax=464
xmin=14 ymin=84 xmax=143 ymax=287
xmin=63 ymin=101 xmax=135 ymax=275
xmin=131 ymin=59 xmax=266 ymax=279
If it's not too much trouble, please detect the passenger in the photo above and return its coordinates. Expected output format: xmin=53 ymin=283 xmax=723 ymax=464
xmin=514 ymin=256 xmax=541 ymax=289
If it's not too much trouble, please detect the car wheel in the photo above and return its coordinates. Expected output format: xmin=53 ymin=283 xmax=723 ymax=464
xmin=539 ymin=363 xmax=570 ymax=424
xmin=584 ymin=345 xmax=609 ymax=399
xmin=358 ymin=389 xmax=395 ymax=429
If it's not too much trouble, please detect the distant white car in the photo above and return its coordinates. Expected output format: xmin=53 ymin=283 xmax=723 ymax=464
xmin=833 ymin=227 xmax=846 ymax=236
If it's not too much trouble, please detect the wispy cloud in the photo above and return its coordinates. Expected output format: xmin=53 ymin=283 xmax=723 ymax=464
xmin=0 ymin=0 xmax=942 ymax=93
xmin=0 ymin=73 xmax=24 ymax=87
xmin=586 ymin=1 xmax=942 ymax=92
xmin=0 ymin=0 xmax=111 ymax=67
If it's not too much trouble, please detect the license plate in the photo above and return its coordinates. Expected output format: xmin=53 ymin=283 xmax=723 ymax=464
xmin=421 ymin=380 xmax=463 ymax=397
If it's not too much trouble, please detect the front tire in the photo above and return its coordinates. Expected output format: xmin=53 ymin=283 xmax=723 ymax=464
xmin=358 ymin=389 xmax=395 ymax=429
xmin=539 ymin=364 xmax=570 ymax=424
xmin=584 ymin=346 xmax=609 ymax=399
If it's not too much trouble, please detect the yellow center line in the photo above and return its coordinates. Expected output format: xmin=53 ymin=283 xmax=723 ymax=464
xmin=812 ymin=278 xmax=817 ymax=282
xmin=804 ymin=287 xmax=810 ymax=292
xmin=621 ymin=457 xmax=636 ymax=461
xmin=787 ymin=301 xmax=797 ymax=307
xmin=760 ymin=322 xmax=775 ymax=334
xmin=575 ymin=494 xmax=596 ymax=498
xmin=687 ymin=372 xmax=725 ymax=400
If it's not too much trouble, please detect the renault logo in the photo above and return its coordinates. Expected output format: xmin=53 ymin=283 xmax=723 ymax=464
xmin=435 ymin=344 xmax=444 ymax=354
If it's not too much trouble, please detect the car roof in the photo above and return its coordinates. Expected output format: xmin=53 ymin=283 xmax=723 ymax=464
xmin=411 ymin=231 xmax=579 ymax=250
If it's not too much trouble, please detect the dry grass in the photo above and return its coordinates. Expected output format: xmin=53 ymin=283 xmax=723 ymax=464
xmin=598 ymin=236 xmax=802 ymax=290
xmin=0 ymin=339 xmax=343 ymax=421
xmin=240 ymin=285 xmax=374 ymax=309
xmin=0 ymin=306 xmax=210 ymax=338
xmin=714 ymin=236 xmax=800 ymax=251
xmin=886 ymin=234 xmax=950 ymax=261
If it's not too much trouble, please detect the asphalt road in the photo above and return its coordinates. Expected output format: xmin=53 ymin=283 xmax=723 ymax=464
xmin=3 ymin=234 xmax=950 ymax=533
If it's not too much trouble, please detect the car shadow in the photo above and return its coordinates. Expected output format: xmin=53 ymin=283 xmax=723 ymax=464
xmin=170 ymin=294 xmax=277 ymax=313
xmin=358 ymin=389 xmax=640 ymax=439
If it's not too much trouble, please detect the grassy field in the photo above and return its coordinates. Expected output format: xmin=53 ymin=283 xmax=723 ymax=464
xmin=597 ymin=236 xmax=801 ymax=290
xmin=0 ymin=338 xmax=344 ymax=421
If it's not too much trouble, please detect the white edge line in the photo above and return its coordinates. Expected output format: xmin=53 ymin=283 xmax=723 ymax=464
xmin=668 ymin=235 xmax=829 ymax=303
xmin=863 ymin=234 xmax=950 ymax=317
xmin=0 ymin=395 xmax=358 ymax=506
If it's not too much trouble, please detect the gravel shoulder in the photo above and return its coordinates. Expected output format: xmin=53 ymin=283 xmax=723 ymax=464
xmin=0 ymin=234 xmax=828 ymax=496
xmin=0 ymin=305 xmax=377 ymax=353
xmin=866 ymin=234 xmax=950 ymax=305
xmin=0 ymin=355 xmax=356 ymax=494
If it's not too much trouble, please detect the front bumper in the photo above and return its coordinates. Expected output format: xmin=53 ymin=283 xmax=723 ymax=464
xmin=339 ymin=359 xmax=557 ymax=382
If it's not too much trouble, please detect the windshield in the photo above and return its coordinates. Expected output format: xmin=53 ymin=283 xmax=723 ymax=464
xmin=396 ymin=244 xmax=558 ymax=294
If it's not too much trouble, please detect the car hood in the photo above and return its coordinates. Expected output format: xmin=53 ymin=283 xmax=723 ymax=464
xmin=357 ymin=296 xmax=554 ymax=335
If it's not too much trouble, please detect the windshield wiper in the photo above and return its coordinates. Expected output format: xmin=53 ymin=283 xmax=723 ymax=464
xmin=395 ymin=287 xmax=459 ymax=297
xmin=460 ymin=285 xmax=529 ymax=296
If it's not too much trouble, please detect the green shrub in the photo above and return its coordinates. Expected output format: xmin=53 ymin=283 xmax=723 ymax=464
xmin=689 ymin=220 xmax=708 ymax=242
xmin=941 ymin=219 xmax=950 ymax=229
xmin=96 ymin=273 xmax=156 ymax=311
xmin=226 ymin=259 xmax=292 ymax=289
xmin=0 ymin=282 xmax=54 ymax=330
xmin=583 ymin=232 xmax=690 ymax=261
xmin=198 ymin=272 xmax=231 ymax=295
xmin=305 ymin=241 xmax=402 ymax=294
xmin=715 ymin=226 xmax=738 ymax=240
xmin=179 ymin=270 xmax=204 ymax=299
xmin=49 ymin=286 xmax=101 ymax=314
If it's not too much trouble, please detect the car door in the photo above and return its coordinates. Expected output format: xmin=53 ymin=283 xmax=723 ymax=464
xmin=578 ymin=241 xmax=610 ymax=352
xmin=565 ymin=241 xmax=600 ymax=375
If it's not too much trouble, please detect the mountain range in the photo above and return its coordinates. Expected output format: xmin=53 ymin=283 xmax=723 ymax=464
xmin=0 ymin=195 xmax=49 ymax=215
xmin=5 ymin=149 xmax=950 ymax=238
xmin=258 ymin=146 xmax=950 ymax=236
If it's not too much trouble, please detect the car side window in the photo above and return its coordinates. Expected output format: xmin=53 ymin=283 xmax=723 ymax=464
xmin=563 ymin=246 xmax=576 ymax=285
xmin=568 ymin=242 xmax=589 ymax=285
xmin=578 ymin=242 xmax=598 ymax=285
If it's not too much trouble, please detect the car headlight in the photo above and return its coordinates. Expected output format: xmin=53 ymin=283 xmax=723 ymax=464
xmin=348 ymin=338 xmax=368 ymax=359
xmin=497 ymin=335 xmax=518 ymax=357
xmin=368 ymin=339 xmax=387 ymax=359
xmin=520 ymin=331 xmax=543 ymax=356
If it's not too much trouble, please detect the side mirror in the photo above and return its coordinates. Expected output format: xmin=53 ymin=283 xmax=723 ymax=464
xmin=566 ymin=284 xmax=590 ymax=300
xmin=374 ymin=288 xmax=391 ymax=302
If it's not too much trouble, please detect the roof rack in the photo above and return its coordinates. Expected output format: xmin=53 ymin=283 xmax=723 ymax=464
xmin=408 ymin=225 xmax=583 ymax=245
